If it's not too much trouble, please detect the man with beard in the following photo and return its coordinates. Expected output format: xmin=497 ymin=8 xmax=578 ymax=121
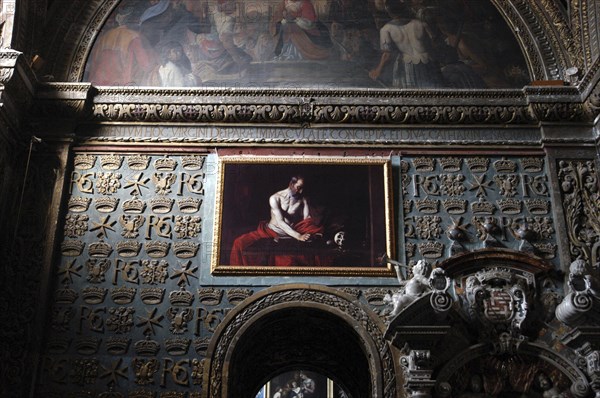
xmin=229 ymin=176 xmax=324 ymax=266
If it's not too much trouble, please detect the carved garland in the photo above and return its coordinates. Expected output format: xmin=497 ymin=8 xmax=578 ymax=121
xmin=206 ymin=289 xmax=396 ymax=398
xmin=91 ymin=103 xmax=537 ymax=125
xmin=533 ymin=0 xmax=581 ymax=72
xmin=557 ymin=160 xmax=600 ymax=267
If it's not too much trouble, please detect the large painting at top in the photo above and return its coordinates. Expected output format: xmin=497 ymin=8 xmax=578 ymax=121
xmin=84 ymin=0 xmax=530 ymax=89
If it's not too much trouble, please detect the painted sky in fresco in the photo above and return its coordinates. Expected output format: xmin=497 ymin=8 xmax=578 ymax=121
xmin=83 ymin=0 xmax=531 ymax=89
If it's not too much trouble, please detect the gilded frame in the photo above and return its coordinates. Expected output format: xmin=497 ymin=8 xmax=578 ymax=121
xmin=211 ymin=156 xmax=394 ymax=276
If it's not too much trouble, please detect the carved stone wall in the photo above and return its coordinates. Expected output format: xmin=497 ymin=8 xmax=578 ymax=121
xmin=400 ymin=154 xmax=557 ymax=267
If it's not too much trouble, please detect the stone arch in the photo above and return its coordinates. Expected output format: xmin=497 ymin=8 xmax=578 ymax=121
xmin=203 ymin=284 xmax=397 ymax=398
xmin=40 ymin=0 xmax=566 ymax=84
xmin=435 ymin=342 xmax=590 ymax=397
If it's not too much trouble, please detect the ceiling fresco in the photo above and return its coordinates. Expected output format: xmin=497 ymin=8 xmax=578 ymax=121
xmin=83 ymin=0 xmax=531 ymax=89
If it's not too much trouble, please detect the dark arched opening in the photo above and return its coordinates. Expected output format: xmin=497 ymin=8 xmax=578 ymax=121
xmin=228 ymin=306 xmax=372 ymax=398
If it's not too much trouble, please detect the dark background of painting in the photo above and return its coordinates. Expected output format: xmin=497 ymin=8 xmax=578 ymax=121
xmin=83 ymin=0 xmax=530 ymax=89
xmin=218 ymin=162 xmax=388 ymax=266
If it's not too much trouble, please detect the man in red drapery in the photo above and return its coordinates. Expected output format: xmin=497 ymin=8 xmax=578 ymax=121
xmin=271 ymin=0 xmax=332 ymax=60
xmin=229 ymin=176 xmax=324 ymax=266
xmin=87 ymin=6 xmax=158 ymax=86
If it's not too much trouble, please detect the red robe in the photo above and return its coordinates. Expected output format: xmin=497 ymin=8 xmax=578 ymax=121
xmin=229 ymin=218 xmax=324 ymax=266
xmin=87 ymin=25 xmax=158 ymax=85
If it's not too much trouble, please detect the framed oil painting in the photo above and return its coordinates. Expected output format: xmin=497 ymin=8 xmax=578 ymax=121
xmin=211 ymin=156 xmax=394 ymax=275
xmin=83 ymin=0 xmax=530 ymax=89
xmin=256 ymin=370 xmax=346 ymax=398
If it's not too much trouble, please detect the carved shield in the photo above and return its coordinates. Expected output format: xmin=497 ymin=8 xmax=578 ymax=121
xmin=483 ymin=289 xmax=514 ymax=323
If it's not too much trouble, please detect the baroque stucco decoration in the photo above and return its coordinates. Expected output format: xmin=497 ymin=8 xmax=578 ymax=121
xmin=384 ymin=249 xmax=595 ymax=398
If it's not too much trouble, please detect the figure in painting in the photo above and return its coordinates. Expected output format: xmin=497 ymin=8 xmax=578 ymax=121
xmin=369 ymin=0 xmax=442 ymax=88
xmin=139 ymin=0 xmax=208 ymax=49
xmin=271 ymin=0 xmax=333 ymax=60
xmin=300 ymin=372 xmax=316 ymax=398
xmin=158 ymin=41 xmax=197 ymax=86
xmin=272 ymin=386 xmax=284 ymax=398
xmin=229 ymin=176 xmax=324 ymax=266
xmin=87 ymin=6 xmax=158 ymax=85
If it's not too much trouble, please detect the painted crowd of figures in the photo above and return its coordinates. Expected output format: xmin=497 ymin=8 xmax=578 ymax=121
xmin=85 ymin=0 xmax=530 ymax=88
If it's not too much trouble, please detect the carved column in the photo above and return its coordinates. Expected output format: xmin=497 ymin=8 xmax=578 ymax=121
xmin=400 ymin=349 xmax=435 ymax=398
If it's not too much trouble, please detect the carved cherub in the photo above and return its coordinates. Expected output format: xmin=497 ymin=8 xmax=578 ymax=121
xmin=384 ymin=259 xmax=432 ymax=317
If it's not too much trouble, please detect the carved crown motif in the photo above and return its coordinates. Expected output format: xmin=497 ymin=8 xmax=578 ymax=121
xmin=89 ymin=241 xmax=113 ymax=258
xmin=145 ymin=241 xmax=170 ymax=258
xmin=466 ymin=157 xmax=489 ymax=172
xmin=74 ymin=154 xmax=96 ymax=170
xmin=181 ymin=155 xmax=205 ymax=170
xmin=75 ymin=337 xmax=101 ymax=355
xmin=412 ymin=157 xmax=436 ymax=172
xmin=177 ymin=197 xmax=201 ymax=213
xmin=134 ymin=338 xmax=160 ymax=356
xmin=61 ymin=240 xmax=85 ymax=256
xmin=150 ymin=196 xmax=174 ymax=214
xmin=363 ymin=288 xmax=389 ymax=305
xmin=418 ymin=241 xmax=444 ymax=258
xmin=471 ymin=199 xmax=495 ymax=214
xmin=116 ymin=240 xmax=142 ymax=258
xmin=165 ymin=338 xmax=191 ymax=356
xmin=111 ymin=287 xmax=137 ymax=304
xmin=442 ymin=198 xmax=467 ymax=214
xmin=497 ymin=198 xmax=522 ymax=215
xmin=194 ymin=337 xmax=210 ymax=355
xmin=525 ymin=199 xmax=550 ymax=214
xmin=100 ymin=154 xmax=124 ymax=170
xmin=226 ymin=288 xmax=253 ymax=304
xmin=416 ymin=197 xmax=439 ymax=214
xmin=521 ymin=157 xmax=544 ymax=172
xmin=533 ymin=243 xmax=557 ymax=259
xmin=122 ymin=196 xmax=146 ymax=213
xmin=169 ymin=287 xmax=194 ymax=306
xmin=127 ymin=154 xmax=151 ymax=170
xmin=154 ymin=156 xmax=177 ymax=171
xmin=173 ymin=241 xmax=199 ymax=259
xmin=68 ymin=196 xmax=92 ymax=212
xmin=493 ymin=157 xmax=517 ymax=173
xmin=140 ymin=287 xmax=165 ymax=305
xmin=106 ymin=337 xmax=130 ymax=355
xmin=95 ymin=197 xmax=119 ymax=213
xmin=439 ymin=157 xmax=462 ymax=172
xmin=81 ymin=286 xmax=107 ymax=304
xmin=56 ymin=287 xmax=79 ymax=304
xmin=198 ymin=288 xmax=224 ymax=305
xmin=47 ymin=336 xmax=71 ymax=354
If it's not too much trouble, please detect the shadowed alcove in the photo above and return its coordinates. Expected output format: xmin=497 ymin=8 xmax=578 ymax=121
xmin=228 ymin=306 xmax=371 ymax=398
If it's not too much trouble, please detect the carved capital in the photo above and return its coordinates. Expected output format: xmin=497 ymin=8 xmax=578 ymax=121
xmin=32 ymin=82 xmax=96 ymax=120
xmin=0 ymin=49 xmax=36 ymax=144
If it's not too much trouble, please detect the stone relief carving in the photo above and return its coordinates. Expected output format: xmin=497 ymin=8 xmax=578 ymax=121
xmin=558 ymin=160 xmax=600 ymax=268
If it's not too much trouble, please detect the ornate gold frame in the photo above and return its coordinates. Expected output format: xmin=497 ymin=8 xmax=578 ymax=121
xmin=211 ymin=156 xmax=395 ymax=276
